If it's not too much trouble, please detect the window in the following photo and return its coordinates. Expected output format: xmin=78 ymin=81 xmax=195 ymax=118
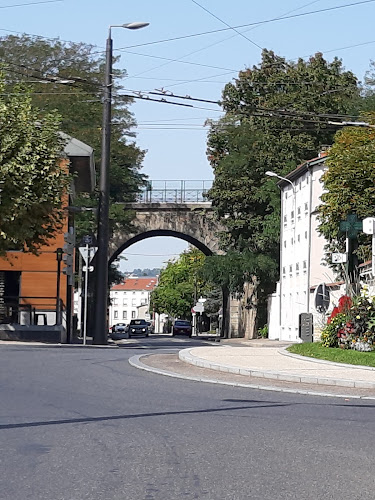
xmin=297 ymin=234 xmax=300 ymax=242
xmin=284 ymin=240 xmax=286 ymax=248
xmin=132 ymin=292 xmax=135 ymax=295
xmin=283 ymin=214 xmax=287 ymax=225
xmin=291 ymin=210 xmax=295 ymax=221
xmin=297 ymin=207 xmax=301 ymax=219
xmin=305 ymin=231 xmax=308 ymax=239
xmin=303 ymin=260 xmax=307 ymax=271
xmin=131 ymin=299 xmax=137 ymax=306
xmin=282 ymin=266 xmax=286 ymax=276
xmin=123 ymin=299 xmax=127 ymax=306
xmin=122 ymin=311 xmax=127 ymax=320
xmin=141 ymin=299 xmax=147 ymax=305
xmin=113 ymin=298 xmax=118 ymax=306
xmin=131 ymin=311 xmax=136 ymax=319
xmin=304 ymin=202 xmax=308 ymax=213
xmin=296 ymin=262 xmax=299 ymax=274
xmin=141 ymin=291 xmax=145 ymax=295
xmin=289 ymin=265 xmax=293 ymax=275
xmin=114 ymin=311 xmax=118 ymax=319
xmin=291 ymin=237 xmax=294 ymax=245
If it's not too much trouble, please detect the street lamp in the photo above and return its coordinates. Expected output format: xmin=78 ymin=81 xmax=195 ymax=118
xmin=265 ymin=171 xmax=297 ymax=231
xmin=93 ymin=21 xmax=149 ymax=345
xmin=266 ymin=170 xmax=297 ymax=340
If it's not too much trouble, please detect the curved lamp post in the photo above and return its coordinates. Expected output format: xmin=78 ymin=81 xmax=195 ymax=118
xmin=266 ymin=170 xmax=297 ymax=340
xmin=94 ymin=22 xmax=149 ymax=345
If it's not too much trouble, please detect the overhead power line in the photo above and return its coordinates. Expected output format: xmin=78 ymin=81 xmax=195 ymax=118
xmin=123 ymin=0 xmax=375 ymax=49
xmin=190 ymin=0 xmax=263 ymax=50
xmin=0 ymin=0 xmax=62 ymax=8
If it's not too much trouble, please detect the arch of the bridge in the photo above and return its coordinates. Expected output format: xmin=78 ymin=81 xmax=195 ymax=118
xmin=108 ymin=229 xmax=213 ymax=265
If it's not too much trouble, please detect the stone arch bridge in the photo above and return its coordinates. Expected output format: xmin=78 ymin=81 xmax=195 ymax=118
xmin=107 ymin=180 xmax=250 ymax=339
xmin=109 ymin=180 xmax=223 ymax=263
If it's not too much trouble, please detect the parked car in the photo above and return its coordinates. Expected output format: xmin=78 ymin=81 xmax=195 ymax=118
xmin=109 ymin=323 xmax=128 ymax=340
xmin=172 ymin=320 xmax=192 ymax=337
xmin=128 ymin=319 xmax=149 ymax=338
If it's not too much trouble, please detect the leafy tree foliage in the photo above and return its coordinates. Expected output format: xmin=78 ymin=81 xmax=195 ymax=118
xmin=208 ymin=50 xmax=358 ymax=253
xmin=318 ymin=117 xmax=375 ymax=262
xmin=0 ymin=72 xmax=69 ymax=254
xmin=0 ymin=34 xmax=146 ymax=243
xmin=150 ymin=248 xmax=212 ymax=319
xmin=205 ymin=50 xmax=359 ymax=322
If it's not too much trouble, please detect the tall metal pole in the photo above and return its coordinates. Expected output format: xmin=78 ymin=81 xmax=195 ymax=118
xmin=83 ymin=244 xmax=90 ymax=345
xmin=93 ymin=30 xmax=112 ymax=345
xmin=55 ymin=248 xmax=63 ymax=325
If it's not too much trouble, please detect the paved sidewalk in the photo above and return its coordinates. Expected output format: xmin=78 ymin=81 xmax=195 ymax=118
xmin=180 ymin=341 xmax=375 ymax=389
xmin=129 ymin=339 xmax=375 ymax=399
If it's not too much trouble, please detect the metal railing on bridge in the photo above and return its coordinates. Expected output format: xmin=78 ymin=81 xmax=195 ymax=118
xmin=136 ymin=180 xmax=213 ymax=204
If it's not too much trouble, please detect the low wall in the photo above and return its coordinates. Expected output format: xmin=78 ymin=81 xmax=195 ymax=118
xmin=0 ymin=324 xmax=66 ymax=343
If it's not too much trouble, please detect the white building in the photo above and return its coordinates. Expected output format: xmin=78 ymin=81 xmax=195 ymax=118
xmin=109 ymin=277 xmax=157 ymax=327
xmin=268 ymin=152 xmax=341 ymax=342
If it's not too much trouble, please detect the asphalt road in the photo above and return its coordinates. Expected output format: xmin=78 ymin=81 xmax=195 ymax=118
xmin=1 ymin=337 xmax=375 ymax=500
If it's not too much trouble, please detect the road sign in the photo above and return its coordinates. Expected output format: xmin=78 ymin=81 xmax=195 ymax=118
xmin=80 ymin=234 xmax=97 ymax=246
xmin=192 ymin=303 xmax=204 ymax=313
xmin=314 ymin=283 xmax=330 ymax=313
xmin=332 ymin=253 xmax=347 ymax=264
xmin=79 ymin=246 xmax=97 ymax=265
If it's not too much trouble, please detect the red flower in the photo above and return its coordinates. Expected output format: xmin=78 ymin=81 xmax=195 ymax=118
xmin=327 ymin=306 xmax=340 ymax=324
xmin=338 ymin=295 xmax=352 ymax=313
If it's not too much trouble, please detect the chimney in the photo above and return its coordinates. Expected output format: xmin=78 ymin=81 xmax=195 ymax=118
xmin=318 ymin=145 xmax=330 ymax=158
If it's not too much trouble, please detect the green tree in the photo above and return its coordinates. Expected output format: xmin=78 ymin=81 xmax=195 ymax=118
xmin=150 ymin=248 xmax=211 ymax=319
xmin=0 ymin=34 xmax=146 ymax=244
xmin=206 ymin=49 xmax=359 ymax=325
xmin=0 ymin=72 xmax=69 ymax=254
xmin=318 ymin=117 xmax=375 ymax=262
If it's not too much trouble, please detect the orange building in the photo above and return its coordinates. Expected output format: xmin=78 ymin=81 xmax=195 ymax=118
xmin=0 ymin=135 xmax=95 ymax=342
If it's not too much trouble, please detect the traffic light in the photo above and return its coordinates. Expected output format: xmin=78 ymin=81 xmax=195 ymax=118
xmin=62 ymin=231 xmax=75 ymax=283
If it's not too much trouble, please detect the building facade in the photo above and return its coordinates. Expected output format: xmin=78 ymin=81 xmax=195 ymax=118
xmin=0 ymin=135 xmax=95 ymax=342
xmin=109 ymin=277 xmax=157 ymax=328
xmin=268 ymin=153 xmax=340 ymax=342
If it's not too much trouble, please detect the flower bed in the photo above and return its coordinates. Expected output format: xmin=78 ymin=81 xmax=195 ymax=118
xmin=321 ymin=288 xmax=375 ymax=351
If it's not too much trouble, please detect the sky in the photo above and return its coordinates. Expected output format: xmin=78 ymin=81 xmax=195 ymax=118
xmin=2 ymin=0 xmax=375 ymax=272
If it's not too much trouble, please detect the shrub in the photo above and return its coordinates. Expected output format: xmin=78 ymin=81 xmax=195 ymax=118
xmin=322 ymin=290 xmax=375 ymax=351
xmin=258 ymin=325 xmax=268 ymax=338
xmin=321 ymin=313 xmax=346 ymax=347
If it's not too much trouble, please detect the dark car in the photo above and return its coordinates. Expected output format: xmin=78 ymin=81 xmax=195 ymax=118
xmin=128 ymin=319 xmax=149 ymax=338
xmin=172 ymin=320 xmax=192 ymax=337
xmin=109 ymin=323 xmax=128 ymax=340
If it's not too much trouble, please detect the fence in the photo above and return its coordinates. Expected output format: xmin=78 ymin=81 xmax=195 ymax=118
xmin=136 ymin=180 xmax=213 ymax=204
xmin=0 ymin=296 xmax=65 ymax=326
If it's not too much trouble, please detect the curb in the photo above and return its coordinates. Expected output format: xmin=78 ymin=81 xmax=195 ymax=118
xmin=179 ymin=348 xmax=375 ymax=389
xmin=279 ymin=345 xmax=375 ymax=371
xmin=0 ymin=342 xmax=119 ymax=349
xmin=128 ymin=353 xmax=375 ymax=400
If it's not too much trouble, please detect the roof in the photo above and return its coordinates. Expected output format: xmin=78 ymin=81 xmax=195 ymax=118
xmin=112 ymin=277 xmax=158 ymax=292
xmin=61 ymin=133 xmax=96 ymax=193
xmin=277 ymin=152 xmax=328 ymax=187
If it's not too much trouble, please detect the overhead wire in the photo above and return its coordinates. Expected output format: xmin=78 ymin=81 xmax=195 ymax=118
xmin=0 ymin=0 xmax=62 ymax=8
xmin=116 ymin=0 xmax=324 ymax=83
xmin=190 ymin=0 xmax=263 ymax=50
xmin=123 ymin=0 xmax=375 ymax=50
